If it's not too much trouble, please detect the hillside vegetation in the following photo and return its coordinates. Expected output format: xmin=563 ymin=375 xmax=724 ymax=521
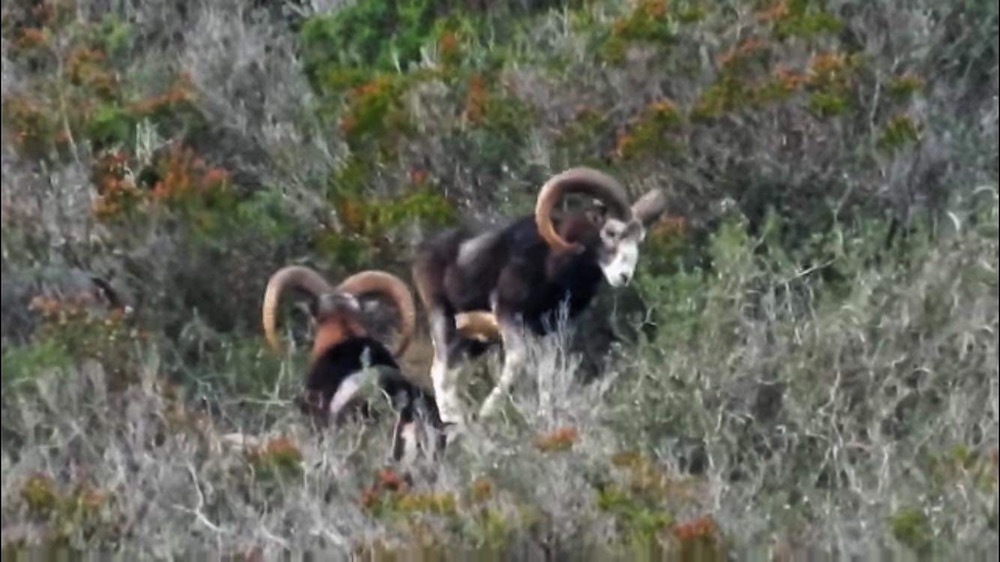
xmin=1 ymin=0 xmax=998 ymax=558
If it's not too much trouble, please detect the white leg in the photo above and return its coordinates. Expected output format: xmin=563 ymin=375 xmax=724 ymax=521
xmin=479 ymin=320 xmax=527 ymax=420
xmin=430 ymin=356 xmax=465 ymax=426
xmin=391 ymin=419 xmax=424 ymax=465
xmin=428 ymin=310 xmax=464 ymax=426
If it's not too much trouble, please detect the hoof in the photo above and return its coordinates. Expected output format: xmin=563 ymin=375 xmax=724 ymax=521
xmin=440 ymin=421 xmax=467 ymax=447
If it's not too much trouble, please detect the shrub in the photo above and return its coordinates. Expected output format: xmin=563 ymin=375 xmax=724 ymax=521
xmin=1 ymin=0 xmax=996 ymax=556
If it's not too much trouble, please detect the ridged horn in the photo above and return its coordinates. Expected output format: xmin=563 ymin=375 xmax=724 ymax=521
xmin=456 ymin=311 xmax=501 ymax=342
xmin=631 ymin=188 xmax=669 ymax=226
xmin=262 ymin=266 xmax=336 ymax=353
xmin=335 ymin=270 xmax=416 ymax=357
xmin=535 ymin=167 xmax=634 ymax=254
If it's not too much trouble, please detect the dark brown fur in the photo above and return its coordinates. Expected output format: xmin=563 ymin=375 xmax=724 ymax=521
xmin=297 ymin=297 xmax=448 ymax=461
xmin=412 ymin=172 xmax=668 ymax=423
xmin=414 ymin=212 xmax=607 ymax=339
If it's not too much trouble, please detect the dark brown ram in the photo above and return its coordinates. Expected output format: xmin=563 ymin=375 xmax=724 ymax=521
xmin=412 ymin=167 xmax=668 ymax=425
xmin=262 ymin=265 xmax=444 ymax=462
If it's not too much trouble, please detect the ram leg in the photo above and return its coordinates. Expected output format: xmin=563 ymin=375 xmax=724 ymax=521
xmin=478 ymin=316 xmax=528 ymax=420
xmin=390 ymin=413 xmax=425 ymax=465
xmin=428 ymin=308 xmax=466 ymax=427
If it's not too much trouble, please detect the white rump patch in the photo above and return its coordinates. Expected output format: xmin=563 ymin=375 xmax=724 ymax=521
xmin=327 ymin=371 xmax=370 ymax=418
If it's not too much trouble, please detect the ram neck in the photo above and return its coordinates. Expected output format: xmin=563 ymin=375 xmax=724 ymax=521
xmin=305 ymin=336 xmax=400 ymax=392
xmin=311 ymin=318 xmax=368 ymax=362
xmin=524 ymin=257 xmax=604 ymax=334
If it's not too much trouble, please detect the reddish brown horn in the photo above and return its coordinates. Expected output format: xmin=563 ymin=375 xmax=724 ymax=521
xmin=262 ymin=266 xmax=336 ymax=353
xmin=335 ymin=270 xmax=416 ymax=357
xmin=535 ymin=167 xmax=633 ymax=254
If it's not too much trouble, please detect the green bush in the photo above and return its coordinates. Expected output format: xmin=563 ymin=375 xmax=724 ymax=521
xmin=1 ymin=0 xmax=996 ymax=556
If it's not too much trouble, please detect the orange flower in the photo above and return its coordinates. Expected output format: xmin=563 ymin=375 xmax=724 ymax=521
xmin=717 ymin=37 xmax=768 ymax=69
xmin=636 ymin=0 xmax=667 ymax=20
xmin=652 ymin=216 xmax=686 ymax=237
xmin=470 ymin=477 xmax=493 ymax=503
xmin=773 ymin=65 xmax=808 ymax=92
xmin=439 ymin=32 xmax=459 ymax=52
xmin=360 ymin=485 xmax=380 ymax=508
xmin=673 ymin=516 xmax=718 ymax=542
xmin=260 ymin=437 xmax=301 ymax=459
xmin=409 ymin=168 xmax=429 ymax=186
xmin=16 ymin=28 xmax=49 ymax=50
xmin=202 ymin=168 xmax=230 ymax=189
xmin=127 ymin=75 xmax=195 ymax=116
xmin=377 ymin=468 xmax=406 ymax=492
xmin=756 ymin=0 xmax=790 ymax=22
xmin=534 ymin=427 xmax=579 ymax=452
xmin=806 ymin=51 xmax=850 ymax=88
xmin=611 ymin=451 xmax=642 ymax=468
xmin=464 ymin=74 xmax=489 ymax=123
xmin=648 ymin=100 xmax=677 ymax=116
xmin=438 ymin=32 xmax=461 ymax=63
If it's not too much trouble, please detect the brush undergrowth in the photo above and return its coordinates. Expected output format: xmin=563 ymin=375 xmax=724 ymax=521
xmin=3 ymin=197 xmax=996 ymax=558
xmin=2 ymin=0 xmax=997 ymax=558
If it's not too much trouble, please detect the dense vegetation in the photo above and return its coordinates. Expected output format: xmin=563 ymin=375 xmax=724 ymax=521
xmin=2 ymin=0 xmax=997 ymax=558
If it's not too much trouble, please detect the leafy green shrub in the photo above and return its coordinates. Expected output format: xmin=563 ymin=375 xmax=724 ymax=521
xmin=16 ymin=472 xmax=120 ymax=547
xmin=878 ymin=114 xmax=922 ymax=153
xmin=1 ymin=339 xmax=73 ymax=391
xmin=14 ymin=293 xmax=147 ymax=390
xmin=598 ymin=0 xmax=691 ymax=63
xmin=300 ymin=0 xmax=576 ymax=89
xmin=300 ymin=0 xmax=441 ymax=81
xmin=336 ymin=73 xmax=415 ymax=150
xmin=890 ymin=507 xmax=933 ymax=554
xmin=1 ymin=8 xmax=203 ymax=161
xmin=0 ymin=0 xmax=997 ymax=556
xmin=615 ymin=99 xmax=684 ymax=161
xmin=761 ymin=0 xmax=843 ymax=40
xmin=91 ymin=141 xmax=234 ymax=224
xmin=457 ymin=73 xmax=536 ymax=177
xmin=245 ymin=436 xmax=304 ymax=482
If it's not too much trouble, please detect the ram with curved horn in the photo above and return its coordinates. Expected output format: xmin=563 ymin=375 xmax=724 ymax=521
xmin=412 ymin=167 xmax=669 ymax=426
xmin=262 ymin=265 xmax=453 ymax=463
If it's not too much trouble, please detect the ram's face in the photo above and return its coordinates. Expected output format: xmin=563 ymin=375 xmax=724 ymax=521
xmin=597 ymin=218 xmax=645 ymax=288
xmin=315 ymin=291 xmax=361 ymax=320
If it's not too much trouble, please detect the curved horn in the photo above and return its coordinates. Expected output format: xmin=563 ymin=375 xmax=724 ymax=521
xmin=535 ymin=167 xmax=634 ymax=254
xmin=456 ymin=311 xmax=501 ymax=342
xmin=631 ymin=188 xmax=669 ymax=226
xmin=335 ymin=270 xmax=416 ymax=357
xmin=262 ymin=266 xmax=336 ymax=353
